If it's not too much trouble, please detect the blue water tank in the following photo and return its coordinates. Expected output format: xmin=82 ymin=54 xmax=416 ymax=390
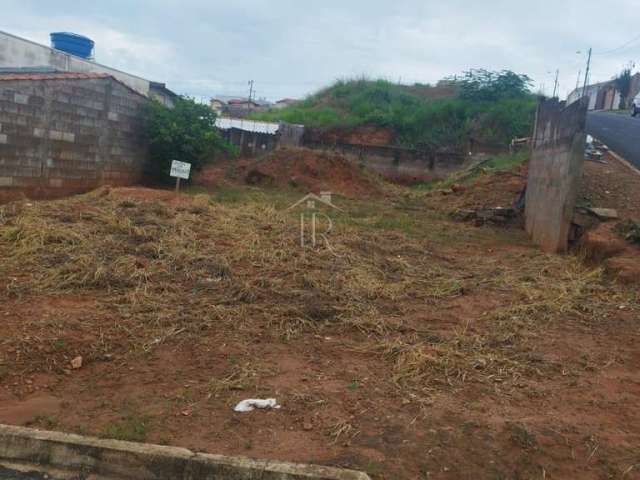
xmin=50 ymin=32 xmax=94 ymax=59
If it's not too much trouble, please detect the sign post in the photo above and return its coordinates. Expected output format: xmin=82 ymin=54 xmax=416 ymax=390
xmin=170 ymin=160 xmax=191 ymax=194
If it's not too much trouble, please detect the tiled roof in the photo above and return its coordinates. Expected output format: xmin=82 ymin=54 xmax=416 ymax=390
xmin=0 ymin=72 xmax=112 ymax=81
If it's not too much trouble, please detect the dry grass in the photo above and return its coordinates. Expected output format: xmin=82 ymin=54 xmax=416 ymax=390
xmin=0 ymin=185 xmax=638 ymax=405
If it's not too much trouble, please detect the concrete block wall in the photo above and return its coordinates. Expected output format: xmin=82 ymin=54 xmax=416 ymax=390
xmin=304 ymin=141 xmax=467 ymax=183
xmin=0 ymin=76 xmax=147 ymax=202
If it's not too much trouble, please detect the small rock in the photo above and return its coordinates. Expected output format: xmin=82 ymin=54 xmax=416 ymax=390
xmin=70 ymin=356 xmax=83 ymax=369
xmin=303 ymin=422 xmax=313 ymax=431
xmin=587 ymin=207 xmax=618 ymax=221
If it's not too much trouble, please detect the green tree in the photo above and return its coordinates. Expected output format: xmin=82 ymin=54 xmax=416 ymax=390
xmin=143 ymin=97 xmax=230 ymax=182
xmin=614 ymin=68 xmax=632 ymax=109
xmin=450 ymin=69 xmax=533 ymax=102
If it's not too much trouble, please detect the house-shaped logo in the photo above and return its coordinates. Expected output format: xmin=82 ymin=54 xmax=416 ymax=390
xmin=287 ymin=192 xmax=342 ymax=249
xmin=286 ymin=191 xmax=343 ymax=212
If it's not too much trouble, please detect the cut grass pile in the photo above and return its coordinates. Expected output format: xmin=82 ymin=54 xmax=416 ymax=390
xmin=1 ymin=185 xmax=636 ymax=404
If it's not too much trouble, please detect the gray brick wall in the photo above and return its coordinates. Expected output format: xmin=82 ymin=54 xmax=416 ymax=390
xmin=0 ymin=77 xmax=147 ymax=202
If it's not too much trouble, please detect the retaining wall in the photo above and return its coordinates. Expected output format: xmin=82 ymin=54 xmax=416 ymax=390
xmin=305 ymin=141 xmax=467 ymax=183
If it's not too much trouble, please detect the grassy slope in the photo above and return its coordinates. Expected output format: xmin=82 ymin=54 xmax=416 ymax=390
xmin=253 ymin=79 xmax=536 ymax=149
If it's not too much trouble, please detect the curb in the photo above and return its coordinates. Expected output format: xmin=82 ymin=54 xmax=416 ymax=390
xmin=0 ymin=424 xmax=370 ymax=480
xmin=606 ymin=148 xmax=640 ymax=177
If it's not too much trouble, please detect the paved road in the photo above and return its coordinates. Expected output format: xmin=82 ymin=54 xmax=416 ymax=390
xmin=586 ymin=111 xmax=640 ymax=169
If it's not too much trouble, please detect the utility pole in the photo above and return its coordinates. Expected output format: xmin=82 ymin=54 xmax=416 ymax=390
xmin=582 ymin=48 xmax=592 ymax=97
xmin=247 ymin=80 xmax=255 ymax=113
xmin=575 ymin=70 xmax=581 ymax=90
xmin=552 ymin=69 xmax=559 ymax=98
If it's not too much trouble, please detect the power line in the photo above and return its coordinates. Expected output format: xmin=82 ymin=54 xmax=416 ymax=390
xmin=594 ymin=33 xmax=640 ymax=56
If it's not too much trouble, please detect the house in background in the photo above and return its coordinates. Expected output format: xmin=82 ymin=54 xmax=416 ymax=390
xmin=567 ymin=72 xmax=640 ymax=111
xmin=0 ymin=30 xmax=177 ymax=107
xmin=210 ymin=96 xmax=273 ymax=117
xmin=273 ymin=98 xmax=299 ymax=109
xmin=214 ymin=117 xmax=304 ymax=156
xmin=0 ymin=29 xmax=178 ymax=202
xmin=210 ymin=98 xmax=227 ymax=114
xmin=567 ymin=81 xmax=620 ymax=111
xmin=630 ymin=73 xmax=640 ymax=104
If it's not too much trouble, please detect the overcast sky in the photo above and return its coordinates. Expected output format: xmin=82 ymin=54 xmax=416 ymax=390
xmin=3 ymin=0 xmax=639 ymax=101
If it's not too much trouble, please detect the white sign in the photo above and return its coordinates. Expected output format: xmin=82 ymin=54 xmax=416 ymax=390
xmin=170 ymin=160 xmax=191 ymax=180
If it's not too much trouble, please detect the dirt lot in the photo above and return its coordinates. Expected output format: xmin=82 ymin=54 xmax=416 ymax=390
xmin=580 ymin=152 xmax=640 ymax=222
xmin=1 ymin=160 xmax=639 ymax=479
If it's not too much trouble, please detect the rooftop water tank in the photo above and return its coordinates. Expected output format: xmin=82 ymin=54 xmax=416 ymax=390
xmin=50 ymin=32 xmax=94 ymax=59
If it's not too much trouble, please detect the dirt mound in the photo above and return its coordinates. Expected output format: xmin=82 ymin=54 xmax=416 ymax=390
xmin=578 ymin=222 xmax=640 ymax=284
xmin=434 ymin=164 xmax=527 ymax=212
xmin=241 ymin=147 xmax=381 ymax=197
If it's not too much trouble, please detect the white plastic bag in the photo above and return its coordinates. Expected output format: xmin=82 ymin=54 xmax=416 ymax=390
xmin=233 ymin=398 xmax=281 ymax=412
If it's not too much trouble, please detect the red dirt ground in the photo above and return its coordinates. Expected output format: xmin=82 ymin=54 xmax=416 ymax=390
xmin=197 ymin=148 xmax=384 ymax=199
xmin=1 ymin=156 xmax=640 ymax=479
xmin=1 ymin=237 xmax=638 ymax=479
xmin=578 ymin=153 xmax=640 ymax=284
xmin=580 ymin=152 xmax=640 ymax=222
xmin=437 ymin=165 xmax=527 ymax=211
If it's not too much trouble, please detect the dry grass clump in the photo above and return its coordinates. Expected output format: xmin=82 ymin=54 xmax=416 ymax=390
xmin=1 ymin=186 xmax=637 ymax=395
xmin=208 ymin=362 xmax=263 ymax=396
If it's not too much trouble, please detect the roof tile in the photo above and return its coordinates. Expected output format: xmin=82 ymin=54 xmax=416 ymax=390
xmin=0 ymin=72 xmax=112 ymax=81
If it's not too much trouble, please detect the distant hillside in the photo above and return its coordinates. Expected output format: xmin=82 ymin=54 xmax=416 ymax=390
xmin=252 ymin=74 xmax=536 ymax=150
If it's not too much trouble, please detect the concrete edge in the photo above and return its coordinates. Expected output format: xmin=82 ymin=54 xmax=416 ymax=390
xmin=0 ymin=424 xmax=371 ymax=480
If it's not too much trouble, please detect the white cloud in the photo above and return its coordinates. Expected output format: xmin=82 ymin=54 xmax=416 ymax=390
xmin=2 ymin=0 xmax=640 ymax=100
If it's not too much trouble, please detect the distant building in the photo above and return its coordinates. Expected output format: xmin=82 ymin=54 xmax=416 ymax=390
xmin=210 ymin=96 xmax=273 ymax=117
xmin=228 ymin=98 xmax=262 ymax=109
xmin=567 ymin=72 xmax=640 ymax=111
xmin=567 ymin=80 xmax=620 ymax=111
xmin=210 ymin=98 xmax=226 ymax=114
xmin=273 ymin=98 xmax=299 ymax=109
xmin=149 ymin=81 xmax=178 ymax=107
xmin=629 ymin=72 xmax=640 ymax=105
xmin=0 ymin=30 xmax=177 ymax=107
xmin=214 ymin=117 xmax=304 ymax=156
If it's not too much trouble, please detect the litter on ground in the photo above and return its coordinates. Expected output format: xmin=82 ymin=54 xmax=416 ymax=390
xmin=233 ymin=399 xmax=281 ymax=413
